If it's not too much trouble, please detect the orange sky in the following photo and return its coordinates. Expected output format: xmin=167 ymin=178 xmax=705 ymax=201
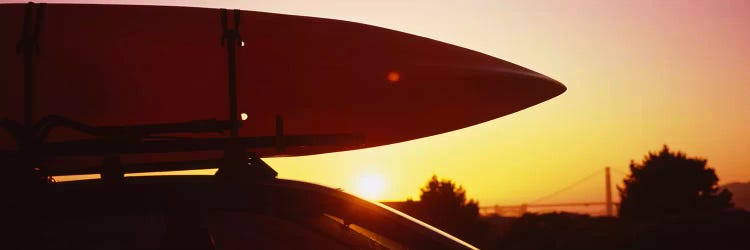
xmin=22 ymin=0 xmax=750 ymax=207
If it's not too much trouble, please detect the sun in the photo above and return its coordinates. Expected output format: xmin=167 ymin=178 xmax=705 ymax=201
xmin=355 ymin=173 xmax=385 ymax=200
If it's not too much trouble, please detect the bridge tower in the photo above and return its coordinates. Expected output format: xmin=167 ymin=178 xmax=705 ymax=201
xmin=605 ymin=166 xmax=613 ymax=216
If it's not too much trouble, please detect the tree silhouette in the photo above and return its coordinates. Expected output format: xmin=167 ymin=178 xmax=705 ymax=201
xmin=393 ymin=175 xmax=488 ymax=247
xmin=618 ymin=145 xmax=732 ymax=219
xmin=417 ymin=175 xmax=480 ymax=228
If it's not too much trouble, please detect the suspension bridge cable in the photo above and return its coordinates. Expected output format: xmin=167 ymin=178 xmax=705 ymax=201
xmin=610 ymin=168 xmax=629 ymax=176
xmin=528 ymin=168 xmax=604 ymax=204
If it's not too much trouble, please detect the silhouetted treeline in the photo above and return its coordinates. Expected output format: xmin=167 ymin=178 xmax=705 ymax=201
xmin=488 ymin=210 xmax=750 ymax=250
xmin=388 ymin=197 xmax=750 ymax=250
xmin=493 ymin=212 xmax=620 ymax=249
xmin=388 ymin=145 xmax=748 ymax=249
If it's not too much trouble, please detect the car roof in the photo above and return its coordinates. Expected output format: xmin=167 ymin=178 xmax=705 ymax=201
xmin=16 ymin=175 xmax=476 ymax=250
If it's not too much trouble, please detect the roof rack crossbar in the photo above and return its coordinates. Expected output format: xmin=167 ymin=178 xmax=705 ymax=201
xmin=46 ymin=159 xmax=221 ymax=176
xmin=36 ymin=133 xmax=364 ymax=157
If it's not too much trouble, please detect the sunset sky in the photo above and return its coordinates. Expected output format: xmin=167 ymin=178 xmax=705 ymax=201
xmin=21 ymin=0 xmax=750 ymax=207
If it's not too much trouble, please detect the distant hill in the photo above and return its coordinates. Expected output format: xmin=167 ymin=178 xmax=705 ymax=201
xmin=724 ymin=182 xmax=750 ymax=210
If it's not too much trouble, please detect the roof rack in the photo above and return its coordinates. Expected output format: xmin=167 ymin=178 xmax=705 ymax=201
xmin=3 ymin=3 xmax=365 ymax=186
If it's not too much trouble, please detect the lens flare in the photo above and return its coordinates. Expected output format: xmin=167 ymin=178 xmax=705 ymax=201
xmin=387 ymin=71 xmax=400 ymax=83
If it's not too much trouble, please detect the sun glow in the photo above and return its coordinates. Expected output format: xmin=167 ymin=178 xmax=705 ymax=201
xmin=355 ymin=173 xmax=385 ymax=200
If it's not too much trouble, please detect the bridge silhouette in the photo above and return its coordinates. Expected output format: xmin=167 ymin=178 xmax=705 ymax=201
xmin=479 ymin=167 xmax=629 ymax=217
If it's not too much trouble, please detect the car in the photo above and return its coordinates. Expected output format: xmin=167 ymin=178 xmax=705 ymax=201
xmin=6 ymin=175 xmax=478 ymax=249
xmin=1 ymin=3 xmax=564 ymax=249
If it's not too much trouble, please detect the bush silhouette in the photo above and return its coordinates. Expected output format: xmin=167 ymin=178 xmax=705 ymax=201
xmin=417 ymin=175 xmax=480 ymax=229
xmin=618 ymin=145 xmax=732 ymax=219
xmin=393 ymin=175 xmax=489 ymax=247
